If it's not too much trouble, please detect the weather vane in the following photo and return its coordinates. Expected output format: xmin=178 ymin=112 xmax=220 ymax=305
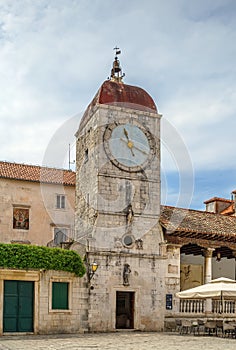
xmin=110 ymin=47 xmax=125 ymax=83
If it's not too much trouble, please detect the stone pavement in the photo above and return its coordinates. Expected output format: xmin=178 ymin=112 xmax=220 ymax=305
xmin=0 ymin=332 xmax=235 ymax=350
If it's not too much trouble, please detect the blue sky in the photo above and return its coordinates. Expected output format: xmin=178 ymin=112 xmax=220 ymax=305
xmin=0 ymin=0 xmax=236 ymax=210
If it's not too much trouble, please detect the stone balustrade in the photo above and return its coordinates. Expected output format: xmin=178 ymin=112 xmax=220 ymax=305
xmin=179 ymin=299 xmax=236 ymax=314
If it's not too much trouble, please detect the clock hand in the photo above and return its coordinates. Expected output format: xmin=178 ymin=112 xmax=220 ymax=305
xmin=132 ymin=144 xmax=149 ymax=155
xmin=120 ymin=138 xmax=135 ymax=156
xmin=123 ymin=128 xmax=129 ymax=141
xmin=129 ymin=146 xmax=135 ymax=157
xmin=121 ymin=138 xmax=148 ymax=156
xmin=123 ymin=129 xmax=135 ymax=154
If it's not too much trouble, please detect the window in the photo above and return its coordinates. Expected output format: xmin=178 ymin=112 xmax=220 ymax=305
xmin=56 ymin=194 xmax=65 ymax=209
xmin=13 ymin=208 xmax=29 ymax=230
xmin=54 ymin=228 xmax=68 ymax=245
xmin=52 ymin=282 xmax=69 ymax=310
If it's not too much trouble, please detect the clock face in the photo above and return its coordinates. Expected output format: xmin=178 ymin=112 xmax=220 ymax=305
xmin=104 ymin=122 xmax=155 ymax=172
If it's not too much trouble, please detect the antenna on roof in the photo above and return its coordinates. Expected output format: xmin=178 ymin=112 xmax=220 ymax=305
xmin=68 ymin=144 xmax=75 ymax=170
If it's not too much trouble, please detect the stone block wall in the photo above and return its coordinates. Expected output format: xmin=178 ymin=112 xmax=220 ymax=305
xmin=0 ymin=268 xmax=88 ymax=335
xmin=75 ymin=104 xmax=162 ymax=253
xmin=87 ymin=251 xmax=167 ymax=332
xmin=38 ymin=270 xmax=88 ymax=334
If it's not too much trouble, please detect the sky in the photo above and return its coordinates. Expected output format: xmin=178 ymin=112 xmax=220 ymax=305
xmin=1 ymin=0 xmax=236 ymax=210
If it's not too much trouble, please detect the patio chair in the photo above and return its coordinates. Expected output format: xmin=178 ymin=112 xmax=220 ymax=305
xmin=204 ymin=321 xmax=217 ymax=336
xmin=180 ymin=319 xmax=192 ymax=334
xmin=175 ymin=319 xmax=182 ymax=333
xmin=197 ymin=319 xmax=205 ymax=335
xmin=190 ymin=320 xmax=199 ymax=335
xmin=223 ymin=321 xmax=236 ymax=338
xmin=216 ymin=320 xmax=223 ymax=336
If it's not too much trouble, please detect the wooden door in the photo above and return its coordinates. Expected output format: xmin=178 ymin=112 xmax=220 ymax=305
xmin=3 ymin=280 xmax=34 ymax=333
xmin=116 ymin=291 xmax=134 ymax=329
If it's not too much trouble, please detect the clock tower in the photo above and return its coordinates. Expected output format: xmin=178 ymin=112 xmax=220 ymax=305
xmin=75 ymin=50 xmax=166 ymax=331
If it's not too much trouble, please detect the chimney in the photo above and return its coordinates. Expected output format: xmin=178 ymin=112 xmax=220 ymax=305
xmin=232 ymin=191 xmax=236 ymax=215
xmin=204 ymin=197 xmax=233 ymax=214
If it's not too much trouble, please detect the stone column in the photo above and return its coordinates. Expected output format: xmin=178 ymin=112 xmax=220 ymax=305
xmin=203 ymin=248 xmax=215 ymax=284
xmin=232 ymin=251 xmax=236 ymax=280
xmin=159 ymin=241 xmax=167 ymax=257
xmin=166 ymin=243 xmax=182 ymax=314
xmin=203 ymin=247 xmax=215 ymax=313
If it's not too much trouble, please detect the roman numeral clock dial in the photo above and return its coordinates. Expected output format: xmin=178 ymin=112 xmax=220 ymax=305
xmin=103 ymin=121 xmax=156 ymax=172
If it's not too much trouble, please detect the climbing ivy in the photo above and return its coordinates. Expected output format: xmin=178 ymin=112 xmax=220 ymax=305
xmin=0 ymin=243 xmax=86 ymax=277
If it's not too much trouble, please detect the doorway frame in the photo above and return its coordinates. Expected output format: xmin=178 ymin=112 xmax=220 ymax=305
xmin=111 ymin=286 xmax=140 ymax=331
xmin=116 ymin=291 xmax=135 ymax=329
xmin=0 ymin=269 xmax=39 ymax=335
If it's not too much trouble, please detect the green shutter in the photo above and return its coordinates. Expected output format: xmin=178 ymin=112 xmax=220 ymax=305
xmin=52 ymin=282 xmax=69 ymax=309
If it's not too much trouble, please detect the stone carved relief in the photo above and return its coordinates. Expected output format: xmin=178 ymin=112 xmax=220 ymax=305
xmin=114 ymin=237 xmax=122 ymax=248
xmin=180 ymin=264 xmax=203 ymax=291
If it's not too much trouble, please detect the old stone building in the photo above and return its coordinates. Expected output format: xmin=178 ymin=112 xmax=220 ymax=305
xmin=0 ymin=161 xmax=89 ymax=335
xmin=75 ymin=51 xmax=167 ymax=331
xmin=0 ymin=161 xmax=75 ymax=246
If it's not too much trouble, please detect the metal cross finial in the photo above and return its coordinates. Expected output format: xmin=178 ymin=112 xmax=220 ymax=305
xmin=110 ymin=47 xmax=125 ymax=83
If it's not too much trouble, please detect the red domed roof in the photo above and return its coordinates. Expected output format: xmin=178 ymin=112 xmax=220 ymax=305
xmin=79 ymin=80 xmax=157 ymax=132
xmin=97 ymin=80 xmax=157 ymax=111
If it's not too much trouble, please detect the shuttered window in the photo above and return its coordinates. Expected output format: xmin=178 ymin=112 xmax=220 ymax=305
xmin=56 ymin=195 xmax=65 ymax=209
xmin=52 ymin=282 xmax=69 ymax=309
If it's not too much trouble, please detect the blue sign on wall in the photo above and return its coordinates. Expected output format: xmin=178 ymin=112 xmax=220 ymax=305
xmin=166 ymin=294 xmax=173 ymax=310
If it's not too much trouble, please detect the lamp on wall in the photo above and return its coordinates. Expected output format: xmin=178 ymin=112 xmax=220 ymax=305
xmin=88 ymin=262 xmax=98 ymax=281
xmin=216 ymin=251 xmax=221 ymax=262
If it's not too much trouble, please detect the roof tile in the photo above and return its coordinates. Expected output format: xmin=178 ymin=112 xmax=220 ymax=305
xmin=160 ymin=205 xmax=236 ymax=237
xmin=0 ymin=161 xmax=75 ymax=186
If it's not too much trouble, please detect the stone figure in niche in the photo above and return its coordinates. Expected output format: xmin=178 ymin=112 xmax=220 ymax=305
xmin=126 ymin=204 xmax=134 ymax=226
xmin=123 ymin=263 xmax=131 ymax=286
xmin=135 ymin=238 xmax=143 ymax=250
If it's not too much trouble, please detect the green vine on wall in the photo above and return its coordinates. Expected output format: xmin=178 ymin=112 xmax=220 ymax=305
xmin=0 ymin=243 xmax=86 ymax=277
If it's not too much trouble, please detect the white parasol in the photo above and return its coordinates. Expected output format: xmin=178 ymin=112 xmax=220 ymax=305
xmin=176 ymin=277 xmax=236 ymax=299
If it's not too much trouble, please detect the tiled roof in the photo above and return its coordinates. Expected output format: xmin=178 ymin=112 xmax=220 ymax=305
xmin=160 ymin=205 xmax=236 ymax=237
xmin=0 ymin=161 xmax=76 ymax=186
xmin=220 ymin=203 xmax=235 ymax=215
xmin=204 ymin=197 xmax=233 ymax=204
